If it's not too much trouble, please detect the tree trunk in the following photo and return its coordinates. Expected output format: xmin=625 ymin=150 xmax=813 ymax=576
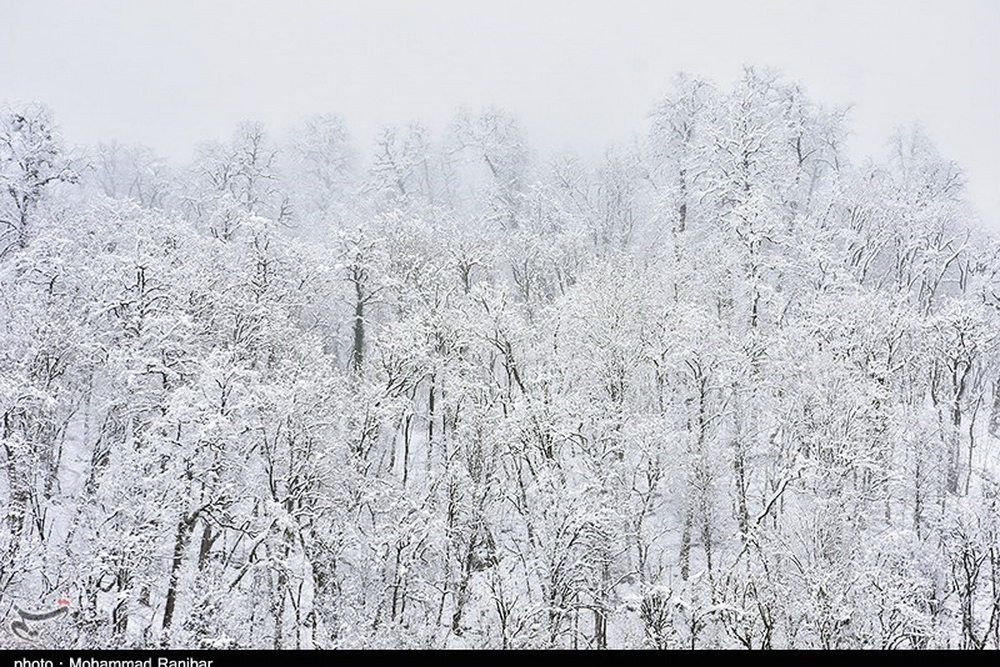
xmin=161 ymin=515 xmax=195 ymax=641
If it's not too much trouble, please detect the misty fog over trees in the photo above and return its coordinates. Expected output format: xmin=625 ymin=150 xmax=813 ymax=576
xmin=2 ymin=68 xmax=999 ymax=649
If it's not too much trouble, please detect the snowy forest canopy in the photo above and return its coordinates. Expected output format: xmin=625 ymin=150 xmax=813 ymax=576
xmin=2 ymin=68 xmax=1000 ymax=650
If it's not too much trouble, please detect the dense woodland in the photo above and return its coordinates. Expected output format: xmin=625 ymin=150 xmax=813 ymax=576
xmin=2 ymin=69 xmax=999 ymax=649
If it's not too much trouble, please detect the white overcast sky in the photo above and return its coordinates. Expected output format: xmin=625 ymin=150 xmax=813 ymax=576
xmin=2 ymin=0 xmax=997 ymax=227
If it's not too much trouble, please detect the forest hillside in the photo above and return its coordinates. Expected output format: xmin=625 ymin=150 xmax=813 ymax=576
xmin=2 ymin=69 xmax=999 ymax=649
